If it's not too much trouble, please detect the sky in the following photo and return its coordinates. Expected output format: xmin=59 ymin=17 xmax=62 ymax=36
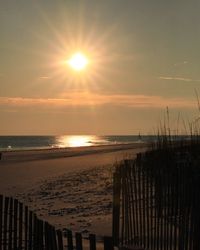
xmin=0 ymin=0 xmax=200 ymax=135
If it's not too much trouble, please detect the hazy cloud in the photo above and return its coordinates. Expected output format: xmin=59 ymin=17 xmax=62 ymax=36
xmin=174 ymin=61 xmax=188 ymax=66
xmin=39 ymin=76 xmax=51 ymax=79
xmin=159 ymin=76 xmax=200 ymax=82
xmin=0 ymin=92 xmax=196 ymax=109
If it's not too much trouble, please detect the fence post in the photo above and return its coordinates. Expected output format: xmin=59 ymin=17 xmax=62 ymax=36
xmin=104 ymin=236 xmax=114 ymax=250
xmin=56 ymin=230 xmax=63 ymax=250
xmin=112 ymin=167 xmax=121 ymax=246
xmin=75 ymin=232 xmax=83 ymax=250
xmin=89 ymin=234 xmax=96 ymax=250
xmin=67 ymin=229 xmax=73 ymax=250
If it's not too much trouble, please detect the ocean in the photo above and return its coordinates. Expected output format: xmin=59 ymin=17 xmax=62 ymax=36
xmin=0 ymin=135 xmax=155 ymax=151
xmin=0 ymin=135 xmax=190 ymax=151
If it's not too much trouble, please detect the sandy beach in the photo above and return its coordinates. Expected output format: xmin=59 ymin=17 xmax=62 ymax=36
xmin=0 ymin=143 xmax=147 ymax=237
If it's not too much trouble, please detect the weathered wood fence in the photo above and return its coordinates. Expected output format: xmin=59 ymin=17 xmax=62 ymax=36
xmin=0 ymin=195 xmax=113 ymax=250
xmin=113 ymin=145 xmax=200 ymax=249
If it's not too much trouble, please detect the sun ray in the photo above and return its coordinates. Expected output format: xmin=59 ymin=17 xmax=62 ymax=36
xmin=23 ymin=3 xmax=127 ymax=97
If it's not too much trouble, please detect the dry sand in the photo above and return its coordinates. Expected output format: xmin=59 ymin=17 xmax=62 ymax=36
xmin=0 ymin=143 xmax=147 ymax=238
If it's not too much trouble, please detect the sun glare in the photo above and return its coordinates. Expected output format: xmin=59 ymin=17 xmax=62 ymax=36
xmin=58 ymin=135 xmax=94 ymax=147
xmin=67 ymin=52 xmax=89 ymax=71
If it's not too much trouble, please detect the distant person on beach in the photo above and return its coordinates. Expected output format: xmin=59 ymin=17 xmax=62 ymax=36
xmin=0 ymin=152 xmax=2 ymax=160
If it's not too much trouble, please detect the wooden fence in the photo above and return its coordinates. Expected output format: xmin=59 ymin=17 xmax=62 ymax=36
xmin=112 ymin=145 xmax=200 ymax=250
xmin=0 ymin=195 xmax=114 ymax=250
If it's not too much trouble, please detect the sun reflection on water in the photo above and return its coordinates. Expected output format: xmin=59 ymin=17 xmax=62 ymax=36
xmin=57 ymin=135 xmax=95 ymax=148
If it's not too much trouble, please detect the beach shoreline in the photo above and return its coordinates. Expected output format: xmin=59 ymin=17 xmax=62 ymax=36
xmin=0 ymin=143 xmax=147 ymax=237
xmin=0 ymin=142 xmax=147 ymax=162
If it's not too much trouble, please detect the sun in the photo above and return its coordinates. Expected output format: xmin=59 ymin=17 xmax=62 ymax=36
xmin=67 ymin=52 xmax=89 ymax=71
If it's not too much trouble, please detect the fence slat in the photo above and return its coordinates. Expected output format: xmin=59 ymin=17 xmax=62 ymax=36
xmin=38 ymin=219 xmax=43 ymax=250
xmin=8 ymin=198 xmax=13 ymax=250
xmin=3 ymin=197 xmax=9 ymax=250
xmin=89 ymin=234 xmax=96 ymax=250
xmin=112 ymin=169 xmax=121 ymax=246
xmin=51 ymin=225 xmax=57 ymax=250
xmin=67 ymin=229 xmax=73 ymax=250
xmin=13 ymin=199 xmax=18 ymax=250
xmin=75 ymin=232 xmax=83 ymax=250
xmin=133 ymin=163 xmax=139 ymax=246
xmin=141 ymin=164 xmax=146 ymax=248
xmin=18 ymin=202 xmax=23 ymax=250
xmin=28 ymin=211 xmax=33 ymax=250
xmin=56 ymin=230 xmax=63 ymax=250
xmin=0 ymin=195 xmax=3 ymax=250
xmin=121 ymin=166 xmax=125 ymax=245
xmin=103 ymin=236 xmax=113 ymax=250
xmin=24 ymin=206 xmax=28 ymax=250
xmin=44 ymin=222 xmax=50 ymax=250
xmin=33 ymin=215 xmax=39 ymax=250
xmin=149 ymin=166 xmax=154 ymax=250
xmin=128 ymin=163 xmax=137 ymax=244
